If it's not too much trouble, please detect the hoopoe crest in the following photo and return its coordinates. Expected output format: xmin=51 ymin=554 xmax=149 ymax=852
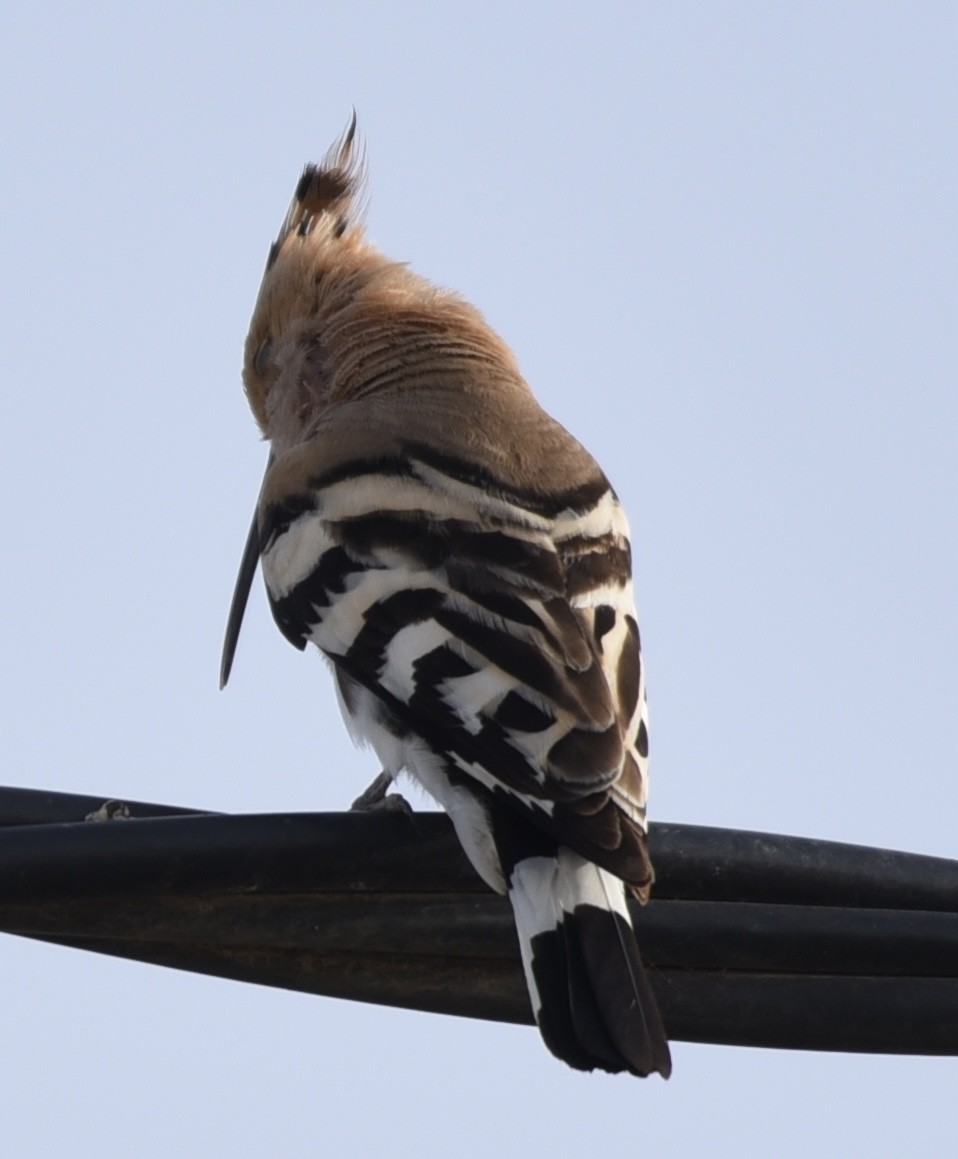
xmin=221 ymin=115 xmax=671 ymax=1079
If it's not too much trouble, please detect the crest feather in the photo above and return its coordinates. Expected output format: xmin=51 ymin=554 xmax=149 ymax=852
xmin=265 ymin=111 xmax=366 ymax=270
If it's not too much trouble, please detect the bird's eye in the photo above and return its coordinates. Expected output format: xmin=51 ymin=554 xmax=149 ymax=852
xmin=253 ymin=338 xmax=273 ymax=377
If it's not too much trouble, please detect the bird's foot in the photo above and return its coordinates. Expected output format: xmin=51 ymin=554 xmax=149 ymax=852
xmin=350 ymin=771 xmax=413 ymax=815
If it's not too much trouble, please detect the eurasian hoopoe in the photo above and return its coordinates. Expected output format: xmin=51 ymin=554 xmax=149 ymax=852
xmin=221 ymin=116 xmax=671 ymax=1079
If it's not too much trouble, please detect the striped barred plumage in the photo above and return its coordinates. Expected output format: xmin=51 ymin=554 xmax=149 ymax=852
xmin=221 ymin=118 xmax=671 ymax=1079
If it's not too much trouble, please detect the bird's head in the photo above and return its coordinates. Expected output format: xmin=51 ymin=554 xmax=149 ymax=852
xmin=242 ymin=112 xmax=374 ymax=445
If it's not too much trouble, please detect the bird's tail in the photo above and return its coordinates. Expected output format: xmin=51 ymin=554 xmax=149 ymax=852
xmin=508 ymin=848 xmax=672 ymax=1078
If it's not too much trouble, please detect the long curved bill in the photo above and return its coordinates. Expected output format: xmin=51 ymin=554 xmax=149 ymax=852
xmin=219 ymin=457 xmax=272 ymax=689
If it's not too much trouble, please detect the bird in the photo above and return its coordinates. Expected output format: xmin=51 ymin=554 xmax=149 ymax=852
xmin=220 ymin=115 xmax=671 ymax=1079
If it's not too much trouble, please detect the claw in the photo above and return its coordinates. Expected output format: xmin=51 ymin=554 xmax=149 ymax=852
xmin=350 ymin=771 xmax=412 ymax=815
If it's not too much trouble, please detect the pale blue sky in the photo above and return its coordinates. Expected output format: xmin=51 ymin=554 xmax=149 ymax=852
xmin=1 ymin=4 xmax=956 ymax=1156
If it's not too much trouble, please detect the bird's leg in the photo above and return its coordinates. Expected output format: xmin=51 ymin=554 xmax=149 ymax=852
xmin=351 ymin=770 xmax=392 ymax=809
xmin=350 ymin=770 xmax=413 ymax=814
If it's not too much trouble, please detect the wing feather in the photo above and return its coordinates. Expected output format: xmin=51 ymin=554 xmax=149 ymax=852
xmin=259 ymin=435 xmax=652 ymax=888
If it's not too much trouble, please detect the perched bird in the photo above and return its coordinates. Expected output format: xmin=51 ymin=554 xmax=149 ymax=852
xmin=221 ymin=116 xmax=671 ymax=1079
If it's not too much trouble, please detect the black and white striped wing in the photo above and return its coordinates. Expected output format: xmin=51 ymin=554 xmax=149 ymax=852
xmin=259 ymin=443 xmax=652 ymax=892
